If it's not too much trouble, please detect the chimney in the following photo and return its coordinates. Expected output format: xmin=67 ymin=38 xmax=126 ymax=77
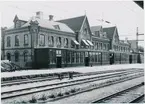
xmin=36 ymin=11 xmax=43 ymax=19
xmin=125 ymin=37 xmax=128 ymax=43
xmin=49 ymin=15 xmax=53 ymax=21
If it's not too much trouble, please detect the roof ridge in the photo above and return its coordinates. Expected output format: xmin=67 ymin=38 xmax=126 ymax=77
xmin=103 ymin=26 xmax=116 ymax=29
xmin=56 ymin=15 xmax=85 ymax=22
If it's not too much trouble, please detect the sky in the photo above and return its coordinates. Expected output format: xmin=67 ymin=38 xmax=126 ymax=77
xmin=0 ymin=0 xmax=144 ymax=46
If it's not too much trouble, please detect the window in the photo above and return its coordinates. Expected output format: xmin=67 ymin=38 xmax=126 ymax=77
xmin=67 ymin=51 xmax=71 ymax=63
xmin=59 ymin=37 xmax=61 ymax=46
xmin=96 ymin=42 xmax=98 ymax=50
xmin=7 ymin=36 xmax=11 ymax=47
xmin=100 ymin=43 xmax=103 ymax=50
xmin=50 ymin=49 xmax=56 ymax=64
xmin=15 ymin=51 xmax=19 ymax=62
xmin=24 ymin=51 xmax=28 ymax=62
xmin=64 ymin=38 xmax=68 ymax=47
xmin=39 ymin=34 xmax=45 ymax=46
xmin=57 ymin=37 xmax=61 ymax=47
xmin=7 ymin=53 xmax=11 ymax=61
xmin=95 ymin=31 xmax=100 ymax=37
xmin=104 ymin=44 xmax=106 ymax=50
xmin=84 ymin=28 xmax=87 ymax=35
xmin=24 ymin=34 xmax=28 ymax=45
xmin=54 ymin=25 xmax=60 ymax=30
xmin=80 ymin=52 xmax=84 ymax=63
xmin=107 ymin=44 xmax=110 ymax=50
xmin=15 ymin=35 xmax=19 ymax=46
xmin=49 ymin=36 xmax=54 ymax=46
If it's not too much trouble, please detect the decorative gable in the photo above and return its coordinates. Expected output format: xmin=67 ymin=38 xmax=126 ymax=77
xmin=112 ymin=28 xmax=120 ymax=43
xmin=80 ymin=16 xmax=92 ymax=40
xmin=13 ymin=15 xmax=27 ymax=28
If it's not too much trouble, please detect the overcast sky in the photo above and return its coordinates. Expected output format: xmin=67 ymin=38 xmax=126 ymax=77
xmin=0 ymin=1 xmax=144 ymax=46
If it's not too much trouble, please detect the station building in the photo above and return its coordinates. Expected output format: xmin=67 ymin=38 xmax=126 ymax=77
xmin=2 ymin=11 xmax=138 ymax=69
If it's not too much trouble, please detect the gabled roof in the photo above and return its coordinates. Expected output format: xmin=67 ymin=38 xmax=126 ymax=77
xmin=22 ymin=17 xmax=74 ymax=33
xmin=91 ymin=25 xmax=102 ymax=32
xmin=57 ymin=15 xmax=86 ymax=32
xmin=13 ymin=15 xmax=27 ymax=22
xmin=103 ymin=26 xmax=116 ymax=39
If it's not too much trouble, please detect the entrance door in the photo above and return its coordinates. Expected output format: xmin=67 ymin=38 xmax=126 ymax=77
xmin=56 ymin=57 xmax=62 ymax=68
xmin=85 ymin=57 xmax=89 ymax=66
xmin=109 ymin=53 xmax=114 ymax=65
xmin=129 ymin=55 xmax=132 ymax=64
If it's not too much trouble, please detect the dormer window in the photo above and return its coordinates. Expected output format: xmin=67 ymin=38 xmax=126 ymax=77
xmin=84 ymin=28 xmax=87 ymax=35
xmin=95 ymin=31 xmax=100 ymax=37
xmin=54 ymin=25 xmax=60 ymax=30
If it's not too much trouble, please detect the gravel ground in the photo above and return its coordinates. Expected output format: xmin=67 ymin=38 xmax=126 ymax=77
xmin=2 ymin=73 xmax=141 ymax=104
xmin=103 ymin=85 xmax=144 ymax=103
xmin=52 ymin=77 xmax=144 ymax=103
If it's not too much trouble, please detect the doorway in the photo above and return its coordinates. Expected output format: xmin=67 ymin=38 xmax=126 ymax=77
xmin=56 ymin=57 xmax=62 ymax=68
xmin=129 ymin=55 xmax=132 ymax=64
xmin=109 ymin=53 xmax=114 ymax=65
xmin=85 ymin=57 xmax=89 ymax=66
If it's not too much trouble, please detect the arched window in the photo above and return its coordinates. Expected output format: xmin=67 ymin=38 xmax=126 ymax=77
xmin=15 ymin=35 xmax=19 ymax=46
xmin=7 ymin=36 xmax=11 ymax=47
xmin=24 ymin=51 xmax=28 ymax=62
xmin=7 ymin=53 xmax=11 ymax=61
xmin=59 ymin=37 xmax=61 ymax=46
xmin=24 ymin=34 xmax=28 ymax=45
xmin=15 ymin=51 xmax=19 ymax=62
xmin=64 ymin=38 xmax=68 ymax=47
xmin=66 ymin=38 xmax=68 ymax=47
xmin=51 ymin=36 xmax=54 ymax=46
xmin=56 ymin=37 xmax=61 ymax=46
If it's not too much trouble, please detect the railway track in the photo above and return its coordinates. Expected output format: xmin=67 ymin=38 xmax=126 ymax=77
xmin=129 ymin=94 xmax=144 ymax=103
xmin=2 ymin=69 xmax=141 ymax=95
xmin=91 ymin=82 xmax=144 ymax=103
xmin=1 ymin=70 xmax=143 ymax=101
xmin=1 ymin=68 xmax=142 ymax=87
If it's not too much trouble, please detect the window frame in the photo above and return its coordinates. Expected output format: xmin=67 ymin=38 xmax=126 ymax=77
xmin=39 ymin=34 xmax=45 ymax=46
xmin=24 ymin=34 xmax=29 ymax=46
xmin=15 ymin=35 xmax=19 ymax=46
xmin=7 ymin=36 xmax=11 ymax=47
xmin=15 ymin=51 xmax=19 ymax=62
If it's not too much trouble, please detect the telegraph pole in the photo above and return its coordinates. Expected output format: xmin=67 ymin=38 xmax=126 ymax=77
xmin=136 ymin=27 xmax=144 ymax=52
xmin=136 ymin=27 xmax=138 ymax=52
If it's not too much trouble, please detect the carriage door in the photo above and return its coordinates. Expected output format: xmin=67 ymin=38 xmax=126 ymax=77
xmin=109 ymin=53 xmax=114 ymax=65
xmin=129 ymin=55 xmax=132 ymax=64
xmin=56 ymin=50 xmax=62 ymax=68
xmin=85 ymin=52 xmax=89 ymax=66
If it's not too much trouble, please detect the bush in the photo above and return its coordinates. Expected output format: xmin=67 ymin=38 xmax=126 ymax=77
xmin=70 ymin=89 xmax=76 ymax=93
xmin=21 ymin=100 xmax=27 ymax=103
xmin=64 ymin=91 xmax=70 ymax=95
xmin=29 ymin=96 xmax=37 ymax=103
xmin=39 ymin=94 xmax=47 ymax=100
xmin=48 ymin=94 xmax=55 ymax=98
xmin=57 ymin=92 xmax=63 ymax=97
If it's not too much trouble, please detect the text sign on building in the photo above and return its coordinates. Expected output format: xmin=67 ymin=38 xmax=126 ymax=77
xmin=56 ymin=50 xmax=61 ymax=57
